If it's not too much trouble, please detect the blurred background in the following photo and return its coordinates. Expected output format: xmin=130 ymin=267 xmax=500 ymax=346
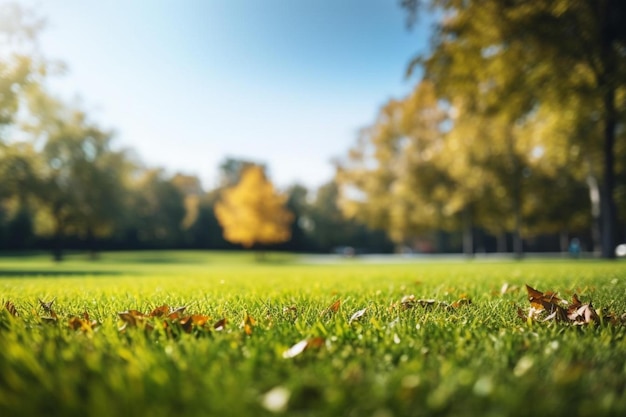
xmin=0 ymin=0 xmax=624 ymax=259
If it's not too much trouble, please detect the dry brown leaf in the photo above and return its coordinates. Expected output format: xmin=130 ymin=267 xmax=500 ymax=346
xmin=525 ymin=285 xmax=547 ymax=310
xmin=179 ymin=316 xmax=194 ymax=333
xmin=213 ymin=318 xmax=227 ymax=331
xmin=450 ymin=297 xmax=472 ymax=309
xmin=329 ymin=299 xmax=341 ymax=313
xmin=321 ymin=299 xmax=341 ymax=316
xmin=525 ymin=285 xmax=565 ymax=316
xmin=4 ymin=300 xmax=18 ymax=317
xmin=400 ymin=295 xmax=416 ymax=309
xmin=118 ymin=310 xmax=146 ymax=326
xmin=567 ymin=299 xmax=600 ymax=325
xmin=68 ymin=315 xmax=98 ymax=332
xmin=417 ymin=299 xmax=451 ymax=309
xmin=396 ymin=296 xmax=455 ymax=311
xmin=242 ymin=313 xmax=256 ymax=335
xmin=177 ymin=313 xmax=210 ymax=333
xmin=522 ymin=285 xmax=600 ymax=325
xmin=149 ymin=305 xmax=170 ymax=317
xmin=168 ymin=306 xmax=187 ymax=320
xmin=39 ymin=298 xmax=58 ymax=319
xmin=191 ymin=314 xmax=210 ymax=326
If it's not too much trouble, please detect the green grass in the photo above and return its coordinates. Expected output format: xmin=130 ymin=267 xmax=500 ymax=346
xmin=1 ymin=251 xmax=625 ymax=416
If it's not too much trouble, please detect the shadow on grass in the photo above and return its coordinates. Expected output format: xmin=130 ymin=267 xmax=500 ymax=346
xmin=0 ymin=270 xmax=123 ymax=278
xmin=111 ymin=257 xmax=209 ymax=264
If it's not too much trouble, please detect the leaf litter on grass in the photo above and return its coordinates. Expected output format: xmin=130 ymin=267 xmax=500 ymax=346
xmin=517 ymin=284 xmax=626 ymax=325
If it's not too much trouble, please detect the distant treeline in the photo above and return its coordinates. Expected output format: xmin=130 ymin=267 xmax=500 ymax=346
xmin=1 ymin=3 xmax=623 ymax=259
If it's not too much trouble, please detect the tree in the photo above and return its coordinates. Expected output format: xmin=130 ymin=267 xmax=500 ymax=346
xmin=337 ymin=80 xmax=455 ymax=251
xmin=403 ymin=0 xmax=626 ymax=257
xmin=122 ymin=168 xmax=186 ymax=248
xmin=218 ymin=157 xmax=266 ymax=188
xmin=171 ymin=173 xmax=204 ymax=245
xmin=0 ymin=142 xmax=41 ymax=248
xmin=283 ymin=183 xmax=313 ymax=252
xmin=308 ymin=180 xmax=393 ymax=253
xmin=214 ymin=166 xmax=293 ymax=251
xmin=24 ymin=93 xmax=130 ymax=260
xmin=0 ymin=3 xmax=47 ymax=135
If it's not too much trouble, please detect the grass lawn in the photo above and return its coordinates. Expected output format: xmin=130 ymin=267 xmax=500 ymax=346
xmin=1 ymin=251 xmax=625 ymax=416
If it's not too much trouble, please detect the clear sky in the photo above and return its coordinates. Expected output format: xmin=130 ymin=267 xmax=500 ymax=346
xmin=19 ymin=0 xmax=431 ymax=189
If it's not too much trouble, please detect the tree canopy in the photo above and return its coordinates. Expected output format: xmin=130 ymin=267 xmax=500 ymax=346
xmin=336 ymin=0 xmax=625 ymax=257
xmin=214 ymin=166 xmax=294 ymax=249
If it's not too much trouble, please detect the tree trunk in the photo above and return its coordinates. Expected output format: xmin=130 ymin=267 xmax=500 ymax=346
xmin=586 ymin=174 xmax=602 ymax=254
xmin=462 ymin=206 xmax=474 ymax=257
xmin=512 ymin=214 xmax=523 ymax=259
xmin=497 ymin=233 xmax=507 ymax=253
xmin=600 ymin=87 xmax=617 ymax=258
xmin=511 ymin=163 xmax=523 ymax=259
xmin=52 ymin=222 xmax=64 ymax=262
xmin=559 ymin=229 xmax=569 ymax=253
xmin=598 ymin=0 xmax=618 ymax=259
xmin=87 ymin=227 xmax=99 ymax=260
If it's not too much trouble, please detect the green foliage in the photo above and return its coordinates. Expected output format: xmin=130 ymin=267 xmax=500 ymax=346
xmin=124 ymin=169 xmax=187 ymax=247
xmin=0 ymin=252 xmax=626 ymax=416
xmin=340 ymin=0 xmax=626 ymax=255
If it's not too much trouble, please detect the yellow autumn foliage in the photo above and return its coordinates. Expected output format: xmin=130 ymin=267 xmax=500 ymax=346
xmin=214 ymin=166 xmax=293 ymax=248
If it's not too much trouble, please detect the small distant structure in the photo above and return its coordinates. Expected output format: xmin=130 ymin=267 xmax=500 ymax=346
xmin=568 ymin=238 xmax=581 ymax=258
xmin=334 ymin=246 xmax=356 ymax=258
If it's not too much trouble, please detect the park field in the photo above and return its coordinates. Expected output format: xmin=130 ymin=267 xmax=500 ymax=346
xmin=1 ymin=251 xmax=625 ymax=416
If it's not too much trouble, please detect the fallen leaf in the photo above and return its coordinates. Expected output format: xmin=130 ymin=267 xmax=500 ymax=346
xmin=68 ymin=315 xmax=98 ymax=332
xmin=118 ymin=310 xmax=146 ymax=326
xmin=567 ymin=297 xmax=600 ymax=325
xmin=283 ymin=340 xmax=308 ymax=358
xmin=261 ymin=386 xmax=291 ymax=413
xmin=39 ymin=298 xmax=57 ymax=319
xmin=400 ymin=295 xmax=416 ymax=309
xmin=525 ymin=285 xmax=567 ymax=320
xmin=282 ymin=337 xmax=325 ymax=359
xmin=349 ymin=308 xmax=367 ymax=324
xmin=179 ymin=316 xmax=194 ymax=333
xmin=521 ymin=285 xmax=600 ymax=325
xmin=498 ymin=283 xmax=520 ymax=295
xmin=395 ymin=296 xmax=455 ymax=311
xmin=321 ymin=299 xmax=341 ymax=316
xmin=451 ymin=297 xmax=472 ymax=308
xmin=4 ymin=300 xmax=18 ymax=317
xmin=243 ymin=313 xmax=256 ymax=335
xmin=213 ymin=318 xmax=227 ymax=331
xmin=168 ymin=306 xmax=187 ymax=320
xmin=149 ymin=305 xmax=170 ymax=317
xmin=525 ymin=285 xmax=547 ymax=310
xmin=329 ymin=299 xmax=341 ymax=312
xmin=190 ymin=314 xmax=210 ymax=326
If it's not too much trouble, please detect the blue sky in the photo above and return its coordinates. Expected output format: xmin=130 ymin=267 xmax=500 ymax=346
xmin=22 ymin=0 xmax=431 ymax=189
